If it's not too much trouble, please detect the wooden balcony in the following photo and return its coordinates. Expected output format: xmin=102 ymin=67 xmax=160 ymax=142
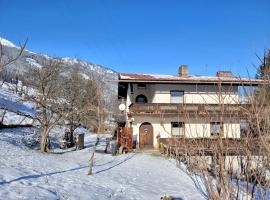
xmin=129 ymin=103 xmax=250 ymax=117
xmin=159 ymin=137 xmax=267 ymax=156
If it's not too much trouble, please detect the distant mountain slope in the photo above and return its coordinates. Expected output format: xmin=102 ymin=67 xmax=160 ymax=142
xmin=0 ymin=37 xmax=118 ymax=111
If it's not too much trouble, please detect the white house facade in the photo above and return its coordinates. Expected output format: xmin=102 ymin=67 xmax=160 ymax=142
xmin=117 ymin=66 xmax=262 ymax=149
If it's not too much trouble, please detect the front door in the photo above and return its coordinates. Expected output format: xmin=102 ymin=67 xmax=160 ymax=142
xmin=139 ymin=123 xmax=153 ymax=148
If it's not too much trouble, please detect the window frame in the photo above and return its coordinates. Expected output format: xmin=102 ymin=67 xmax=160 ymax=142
xmin=170 ymin=90 xmax=184 ymax=103
xmin=210 ymin=122 xmax=223 ymax=137
xmin=135 ymin=94 xmax=148 ymax=104
xmin=171 ymin=121 xmax=185 ymax=137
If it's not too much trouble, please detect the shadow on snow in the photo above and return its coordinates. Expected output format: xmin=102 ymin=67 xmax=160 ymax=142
xmin=0 ymin=154 xmax=136 ymax=185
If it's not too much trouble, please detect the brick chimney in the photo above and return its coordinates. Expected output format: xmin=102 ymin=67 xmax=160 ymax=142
xmin=216 ymin=71 xmax=233 ymax=78
xmin=179 ymin=65 xmax=188 ymax=77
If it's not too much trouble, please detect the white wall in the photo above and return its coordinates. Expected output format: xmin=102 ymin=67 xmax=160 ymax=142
xmin=129 ymin=83 xmax=240 ymax=104
xmin=131 ymin=116 xmax=241 ymax=149
xmin=127 ymin=83 xmax=241 ymax=149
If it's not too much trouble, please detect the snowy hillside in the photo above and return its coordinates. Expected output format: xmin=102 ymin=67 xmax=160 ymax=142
xmin=0 ymin=84 xmax=35 ymax=126
xmin=0 ymin=37 xmax=17 ymax=48
xmin=0 ymin=37 xmax=118 ymax=110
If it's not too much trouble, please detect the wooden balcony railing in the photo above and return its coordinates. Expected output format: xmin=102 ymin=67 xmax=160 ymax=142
xmin=159 ymin=137 xmax=267 ymax=156
xmin=129 ymin=103 xmax=250 ymax=116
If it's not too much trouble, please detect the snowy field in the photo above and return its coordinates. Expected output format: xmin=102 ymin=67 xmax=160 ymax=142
xmin=0 ymin=128 xmax=206 ymax=200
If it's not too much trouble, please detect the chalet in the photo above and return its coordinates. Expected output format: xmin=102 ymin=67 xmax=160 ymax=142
xmin=117 ymin=66 xmax=263 ymax=150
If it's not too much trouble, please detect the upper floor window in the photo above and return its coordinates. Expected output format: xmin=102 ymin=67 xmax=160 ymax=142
xmin=137 ymin=83 xmax=146 ymax=89
xmin=170 ymin=90 xmax=184 ymax=103
xmin=171 ymin=122 xmax=185 ymax=136
xmin=210 ymin=122 xmax=223 ymax=137
xmin=136 ymin=94 xmax=148 ymax=104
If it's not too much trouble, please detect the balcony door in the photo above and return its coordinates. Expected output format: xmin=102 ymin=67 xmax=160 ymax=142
xmin=139 ymin=122 xmax=153 ymax=148
xmin=170 ymin=90 xmax=184 ymax=103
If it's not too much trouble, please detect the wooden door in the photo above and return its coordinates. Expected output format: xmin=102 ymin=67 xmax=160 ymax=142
xmin=139 ymin=123 xmax=153 ymax=148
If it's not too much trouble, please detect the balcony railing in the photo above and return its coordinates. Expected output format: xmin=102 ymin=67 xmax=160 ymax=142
xmin=159 ymin=137 xmax=266 ymax=156
xmin=129 ymin=103 xmax=250 ymax=116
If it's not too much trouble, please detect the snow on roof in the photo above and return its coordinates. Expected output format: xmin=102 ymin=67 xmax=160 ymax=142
xmin=119 ymin=73 xmax=264 ymax=85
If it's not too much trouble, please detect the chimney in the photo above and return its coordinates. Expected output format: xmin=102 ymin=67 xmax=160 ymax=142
xmin=216 ymin=71 xmax=233 ymax=78
xmin=179 ymin=65 xmax=188 ymax=77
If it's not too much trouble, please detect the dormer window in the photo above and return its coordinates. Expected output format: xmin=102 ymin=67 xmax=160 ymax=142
xmin=137 ymin=83 xmax=146 ymax=89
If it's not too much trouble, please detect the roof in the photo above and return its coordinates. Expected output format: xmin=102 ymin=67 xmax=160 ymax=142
xmin=119 ymin=73 xmax=265 ymax=85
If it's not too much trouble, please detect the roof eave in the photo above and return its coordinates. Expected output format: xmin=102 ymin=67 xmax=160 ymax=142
xmin=118 ymin=79 xmax=263 ymax=86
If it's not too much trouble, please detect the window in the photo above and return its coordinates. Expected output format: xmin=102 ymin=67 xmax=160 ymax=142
xmin=135 ymin=94 xmax=148 ymax=104
xmin=210 ymin=122 xmax=223 ymax=137
xmin=137 ymin=83 xmax=146 ymax=89
xmin=170 ymin=90 xmax=184 ymax=103
xmin=171 ymin=122 xmax=185 ymax=136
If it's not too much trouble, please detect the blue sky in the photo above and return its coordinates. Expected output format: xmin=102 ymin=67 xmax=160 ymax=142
xmin=0 ymin=0 xmax=269 ymax=77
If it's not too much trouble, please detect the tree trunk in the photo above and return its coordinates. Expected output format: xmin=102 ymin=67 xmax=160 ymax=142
xmin=88 ymin=137 xmax=99 ymax=175
xmin=88 ymin=144 xmax=96 ymax=175
xmin=69 ymin=124 xmax=75 ymax=146
xmin=1 ymin=110 xmax=7 ymax=125
xmin=40 ymin=127 xmax=50 ymax=152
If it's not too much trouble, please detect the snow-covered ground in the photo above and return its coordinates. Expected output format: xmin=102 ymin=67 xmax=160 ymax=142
xmin=0 ymin=128 xmax=205 ymax=200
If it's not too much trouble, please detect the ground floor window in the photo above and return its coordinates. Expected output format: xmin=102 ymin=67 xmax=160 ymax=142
xmin=171 ymin=122 xmax=185 ymax=136
xmin=210 ymin=122 xmax=223 ymax=137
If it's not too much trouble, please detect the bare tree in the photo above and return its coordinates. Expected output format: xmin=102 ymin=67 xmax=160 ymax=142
xmin=160 ymin=69 xmax=270 ymax=199
xmin=0 ymin=38 xmax=27 ymax=127
xmin=87 ymin=83 xmax=103 ymax=175
xmin=79 ymin=78 xmax=100 ymax=131
xmin=59 ymin=70 xmax=100 ymax=146
xmin=56 ymin=69 xmax=102 ymax=175
xmin=23 ymin=60 xmax=63 ymax=152
xmin=0 ymin=38 xmax=27 ymax=75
